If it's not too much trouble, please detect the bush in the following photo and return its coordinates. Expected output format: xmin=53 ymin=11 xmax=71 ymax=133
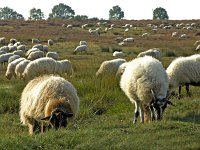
xmin=100 ymin=45 xmax=109 ymax=52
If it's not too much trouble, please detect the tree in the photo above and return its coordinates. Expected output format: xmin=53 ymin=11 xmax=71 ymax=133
xmin=48 ymin=3 xmax=75 ymax=19
xmin=153 ymin=7 xmax=169 ymax=20
xmin=74 ymin=15 xmax=88 ymax=21
xmin=0 ymin=7 xmax=24 ymax=20
xmin=29 ymin=8 xmax=44 ymax=20
xmin=109 ymin=5 xmax=124 ymax=20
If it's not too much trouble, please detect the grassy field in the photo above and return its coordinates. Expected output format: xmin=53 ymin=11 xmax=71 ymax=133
xmin=0 ymin=20 xmax=200 ymax=150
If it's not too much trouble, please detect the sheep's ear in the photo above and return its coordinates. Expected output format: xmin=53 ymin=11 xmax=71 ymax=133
xmin=41 ymin=116 xmax=51 ymax=121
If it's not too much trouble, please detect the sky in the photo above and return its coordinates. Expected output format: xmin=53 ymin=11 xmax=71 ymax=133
xmin=0 ymin=0 xmax=199 ymax=20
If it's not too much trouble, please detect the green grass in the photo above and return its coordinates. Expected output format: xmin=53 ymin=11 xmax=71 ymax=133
xmin=0 ymin=20 xmax=200 ymax=149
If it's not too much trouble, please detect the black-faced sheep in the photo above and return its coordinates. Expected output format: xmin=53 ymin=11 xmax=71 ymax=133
xmin=19 ymin=75 xmax=80 ymax=134
xmin=120 ymin=56 xmax=171 ymax=124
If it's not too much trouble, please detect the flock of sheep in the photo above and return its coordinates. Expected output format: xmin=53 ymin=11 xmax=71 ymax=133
xmin=1 ymin=21 xmax=200 ymax=135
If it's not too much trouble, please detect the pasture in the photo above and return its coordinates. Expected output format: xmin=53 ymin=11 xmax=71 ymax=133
xmin=0 ymin=20 xmax=200 ymax=149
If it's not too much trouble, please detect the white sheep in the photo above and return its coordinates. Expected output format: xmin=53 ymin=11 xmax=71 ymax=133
xmin=17 ymin=45 xmax=26 ymax=52
xmin=0 ymin=50 xmax=6 ymax=55
xmin=46 ymin=52 xmax=59 ymax=60
xmin=25 ymin=48 xmax=40 ymax=57
xmin=88 ymin=29 xmax=100 ymax=36
xmin=195 ymin=45 xmax=200 ymax=51
xmin=48 ymin=39 xmax=54 ymax=46
xmin=10 ymin=38 xmax=17 ymax=44
xmin=8 ymin=55 xmax=21 ymax=64
xmin=96 ymin=58 xmax=126 ymax=77
xmin=113 ymin=51 xmax=124 ymax=57
xmin=19 ymin=75 xmax=80 ymax=134
xmin=172 ymin=32 xmax=178 ymax=37
xmin=116 ymin=62 xmax=129 ymax=76
xmin=15 ymin=59 xmax=31 ymax=79
xmin=32 ymin=44 xmax=43 ymax=51
xmin=56 ymin=59 xmax=74 ymax=77
xmin=5 ymin=58 xmax=25 ymax=80
xmin=142 ymin=33 xmax=150 ymax=37
xmin=27 ymin=51 xmax=44 ymax=60
xmin=123 ymin=37 xmax=134 ymax=43
xmin=137 ymin=48 xmax=161 ymax=60
xmin=74 ymin=45 xmax=87 ymax=54
xmin=120 ymin=56 xmax=170 ymax=124
xmin=13 ymin=50 xmax=24 ymax=57
xmin=22 ymin=57 xmax=57 ymax=79
xmin=166 ymin=54 xmax=200 ymax=99
xmin=79 ymin=41 xmax=87 ymax=46
xmin=0 ymin=53 xmax=14 ymax=65
xmin=0 ymin=46 xmax=9 ymax=52
xmin=0 ymin=37 xmax=6 ymax=44
xmin=32 ymin=38 xmax=40 ymax=44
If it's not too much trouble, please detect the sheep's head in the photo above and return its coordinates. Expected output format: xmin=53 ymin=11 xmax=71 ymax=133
xmin=41 ymin=108 xmax=73 ymax=129
xmin=151 ymin=90 xmax=174 ymax=120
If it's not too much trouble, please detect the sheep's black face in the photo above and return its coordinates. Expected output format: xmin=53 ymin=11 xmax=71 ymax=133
xmin=49 ymin=111 xmax=73 ymax=129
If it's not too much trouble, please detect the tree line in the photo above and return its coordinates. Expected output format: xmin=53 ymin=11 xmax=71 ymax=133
xmin=0 ymin=3 xmax=169 ymax=21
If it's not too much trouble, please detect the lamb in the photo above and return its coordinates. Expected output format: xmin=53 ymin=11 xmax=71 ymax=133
xmin=120 ymin=56 xmax=170 ymax=124
xmin=19 ymin=75 xmax=80 ymax=134
xmin=22 ymin=57 xmax=57 ymax=80
xmin=5 ymin=58 xmax=26 ymax=80
xmin=15 ymin=59 xmax=31 ymax=79
xmin=74 ymin=45 xmax=87 ymax=54
xmin=46 ymin=52 xmax=59 ymax=60
xmin=137 ymin=48 xmax=161 ymax=60
xmin=166 ymin=54 xmax=200 ymax=99
xmin=96 ymin=58 xmax=126 ymax=77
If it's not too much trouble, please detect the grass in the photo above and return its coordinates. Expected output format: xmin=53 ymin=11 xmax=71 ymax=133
xmin=0 ymin=19 xmax=200 ymax=149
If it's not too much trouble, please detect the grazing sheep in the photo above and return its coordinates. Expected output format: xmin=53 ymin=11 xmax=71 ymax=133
xmin=25 ymin=48 xmax=40 ymax=57
xmin=142 ymin=33 xmax=150 ymax=37
xmin=116 ymin=62 xmax=129 ymax=76
xmin=46 ymin=52 xmax=59 ymax=60
xmin=13 ymin=50 xmax=24 ymax=57
xmin=32 ymin=44 xmax=43 ymax=51
xmin=120 ymin=56 xmax=170 ymax=124
xmin=15 ymin=59 xmax=31 ymax=79
xmin=82 ymin=24 xmax=88 ymax=29
xmin=17 ymin=45 xmax=26 ymax=52
xmin=19 ymin=75 xmax=80 ymax=134
xmin=74 ymin=45 xmax=87 ymax=54
xmin=48 ymin=39 xmax=54 ymax=46
xmin=5 ymin=58 xmax=25 ymax=80
xmin=0 ymin=37 xmax=6 ymax=44
xmin=56 ymin=59 xmax=74 ymax=77
xmin=67 ymin=24 xmax=73 ymax=29
xmin=42 ymin=45 xmax=49 ymax=53
xmin=22 ymin=57 xmax=57 ymax=79
xmin=195 ymin=45 xmax=200 ymax=51
xmin=27 ymin=51 xmax=44 ymax=60
xmin=137 ymin=48 xmax=161 ymax=60
xmin=8 ymin=55 xmax=21 ymax=64
xmin=113 ymin=51 xmax=124 ymax=57
xmin=0 ymin=53 xmax=14 ymax=65
xmin=79 ymin=41 xmax=87 ymax=46
xmin=0 ymin=50 xmax=6 ymax=55
xmin=171 ymin=32 xmax=178 ymax=37
xmin=96 ymin=58 xmax=126 ymax=77
xmin=194 ymin=40 xmax=200 ymax=46
xmin=10 ymin=38 xmax=17 ymax=44
xmin=88 ymin=29 xmax=100 ymax=36
xmin=123 ymin=37 xmax=134 ymax=43
xmin=32 ymin=38 xmax=40 ymax=44
xmin=166 ymin=54 xmax=200 ymax=99
xmin=0 ymin=46 xmax=9 ymax=52
xmin=8 ymin=45 xmax=17 ymax=52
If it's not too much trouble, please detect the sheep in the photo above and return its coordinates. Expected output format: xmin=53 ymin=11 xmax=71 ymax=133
xmin=120 ymin=56 xmax=170 ymax=124
xmin=195 ymin=45 xmax=200 ymax=51
xmin=13 ymin=50 xmax=24 ymax=57
xmin=0 ymin=46 xmax=9 ymax=52
xmin=8 ymin=55 xmax=21 ymax=64
xmin=56 ymin=59 xmax=74 ymax=77
xmin=46 ymin=52 xmax=59 ymax=60
xmin=0 ymin=53 xmax=14 ymax=65
xmin=116 ymin=62 xmax=129 ymax=76
xmin=194 ymin=40 xmax=200 ymax=46
xmin=88 ymin=29 xmax=100 ymax=36
xmin=0 ymin=37 xmax=6 ymax=44
xmin=142 ymin=33 xmax=150 ymax=37
xmin=96 ymin=58 xmax=126 ymax=77
xmin=48 ymin=39 xmax=54 ymax=46
xmin=0 ymin=50 xmax=6 ymax=55
xmin=5 ymin=58 xmax=25 ymax=80
xmin=137 ymin=48 xmax=161 ymax=60
xmin=179 ymin=34 xmax=189 ymax=38
xmin=42 ymin=45 xmax=49 ymax=53
xmin=81 ymin=24 xmax=88 ymax=29
xmin=79 ymin=41 xmax=87 ymax=46
xmin=19 ymin=75 xmax=80 ymax=134
xmin=17 ymin=45 xmax=26 ymax=52
xmin=10 ymin=38 xmax=17 ymax=44
xmin=32 ymin=44 xmax=43 ymax=51
xmin=8 ymin=45 xmax=17 ymax=52
xmin=25 ymin=48 xmax=40 ymax=57
xmin=32 ymin=38 xmax=40 ymax=44
xmin=172 ymin=32 xmax=178 ymax=37
xmin=15 ymin=59 xmax=31 ymax=79
xmin=14 ymin=42 xmax=21 ymax=46
xmin=22 ymin=57 xmax=57 ymax=79
xmin=74 ymin=45 xmax=87 ymax=54
xmin=27 ymin=51 xmax=44 ymax=60
xmin=123 ymin=37 xmax=134 ymax=43
xmin=113 ymin=51 xmax=124 ymax=57
xmin=166 ymin=54 xmax=200 ymax=99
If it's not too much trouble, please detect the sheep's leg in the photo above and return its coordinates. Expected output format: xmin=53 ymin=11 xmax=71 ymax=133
xmin=28 ymin=123 xmax=35 ymax=135
xmin=41 ymin=122 xmax=46 ymax=133
xmin=133 ymin=101 xmax=139 ymax=124
xmin=139 ymin=107 xmax=144 ymax=123
xmin=185 ymin=83 xmax=191 ymax=96
xmin=150 ymin=106 xmax=155 ymax=121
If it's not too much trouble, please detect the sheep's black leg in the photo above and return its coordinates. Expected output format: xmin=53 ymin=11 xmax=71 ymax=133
xmin=133 ymin=111 xmax=139 ymax=124
xmin=178 ymin=86 xmax=181 ymax=99
xmin=185 ymin=83 xmax=191 ymax=96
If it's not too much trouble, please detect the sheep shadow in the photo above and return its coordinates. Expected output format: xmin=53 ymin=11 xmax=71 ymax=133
xmin=170 ymin=113 xmax=200 ymax=124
